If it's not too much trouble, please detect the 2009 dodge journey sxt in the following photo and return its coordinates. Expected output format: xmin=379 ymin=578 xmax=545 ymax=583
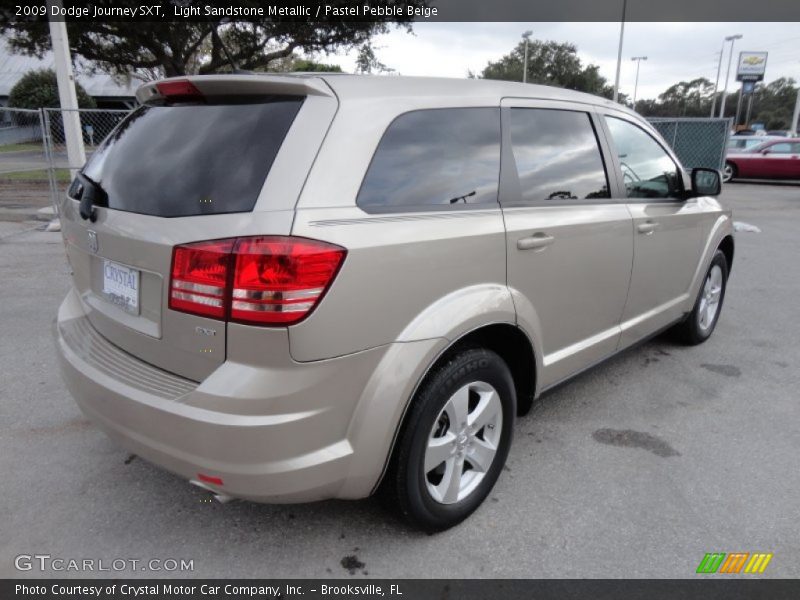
xmin=55 ymin=74 xmax=733 ymax=530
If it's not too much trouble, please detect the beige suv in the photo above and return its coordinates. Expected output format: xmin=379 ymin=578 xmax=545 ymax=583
xmin=55 ymin=74 xmax=733 ymax=531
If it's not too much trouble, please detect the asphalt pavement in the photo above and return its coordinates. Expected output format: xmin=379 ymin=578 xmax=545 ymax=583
xmin=1 ymin=182 xmax=798 ymax=578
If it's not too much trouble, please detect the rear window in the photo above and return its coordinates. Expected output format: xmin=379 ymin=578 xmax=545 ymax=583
xmin=356 ymin=108 xmax=500 ymax=211
xmin=81 ymin=97 xmax=303 ymax=217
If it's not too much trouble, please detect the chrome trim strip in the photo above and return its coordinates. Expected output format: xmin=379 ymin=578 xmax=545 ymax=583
xmin=172 ymin=280 xmax=224 ymax=296
xmin=619 ymin=294 xmax=689 ymax=333
xmin=232 ymin=300 xmax=313 ymax=313
xmin=232 ymin=287 xmax=323 ymax=301
xmin=309 ymin=209 xmax=500 ymax=227
xmin=171 ymin=291 xmax=223 ymax=307
xmin=542 ymin=325 xmax=620 ymax=367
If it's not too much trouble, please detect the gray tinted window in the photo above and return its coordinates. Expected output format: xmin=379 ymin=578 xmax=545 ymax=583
xmin=357 ymin=108 xmax=500 ymax=210
xmin=767 ymin=143 xmax=792 ymax=153
xmin=81 ymin=98 xmax=303 ymax=217
xmin=605 ymin=116 xmax=682 ymax=199
xmin=509 ymin=109 xmax=610 ymax=202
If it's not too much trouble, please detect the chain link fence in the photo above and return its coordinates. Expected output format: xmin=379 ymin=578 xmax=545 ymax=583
xmin=41 ymin=107 xmax=131 ymax=208
xmin=0 ymin=106 xmax=130 ymax=220
xmin=0 ymin=107 xmax=52 ymax=220
xmin=648 ymin=117 xmax=732 ymax=171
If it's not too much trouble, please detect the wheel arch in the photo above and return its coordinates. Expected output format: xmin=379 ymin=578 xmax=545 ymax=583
xmin=368 ymin=322 xmax=537 ymax=495
xmin=724 ymin=159 xmax=739 ymax=179
xmin=447 ymin=323 xmax=537 ymax=415
xmin=718 ymin=234 xmax=734 ymax=272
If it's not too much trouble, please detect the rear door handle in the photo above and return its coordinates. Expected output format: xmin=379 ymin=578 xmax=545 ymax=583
xmin=517 ymin=233 xmax=555 ymax=251
xmin=637 ymin=221 xmax=658 ymax=235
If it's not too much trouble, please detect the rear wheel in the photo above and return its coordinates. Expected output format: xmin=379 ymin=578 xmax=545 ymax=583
xmin=382 ymin=347 xmax=515 ymax=531
xmin=722 ymin=161 xmax=736 ymax=183
xmin=671 ymin=250 xmax=728 ymax=345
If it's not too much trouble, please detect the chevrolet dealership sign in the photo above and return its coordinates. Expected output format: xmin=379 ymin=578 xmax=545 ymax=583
xmin=736 ymin=52 xmax=768 ymax=82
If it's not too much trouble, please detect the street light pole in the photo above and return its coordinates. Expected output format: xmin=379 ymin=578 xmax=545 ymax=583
xmin=631 ymin=56 xmax=647 ymax=106
xmin=47 ymin=0 xmax=85 ymax=179
xmin=792 ymin=87 xmax=800 ymax=136
xmin=613 ymin=0 xmax=628 ymax=103
xmin=710 ymin=42 xmax=726 ymax=117
xmin=719 ymin=34 xmax=743 ymax=119
xmin=522 ymin=30 xmax=532 ymax=83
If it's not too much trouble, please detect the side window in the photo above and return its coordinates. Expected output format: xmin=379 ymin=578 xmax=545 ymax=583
xmin=508 ymin=108 xmax=610 ymax=202
xmin=357 ymin=108 xmax=500 ymax=211
xmin=605 ymin=116 xmax=682 ymax=199
xmin=767 ymin=143 xmax=792 ymax=154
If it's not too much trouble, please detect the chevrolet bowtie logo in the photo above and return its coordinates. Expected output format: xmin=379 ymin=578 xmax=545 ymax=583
xmin=696 ymin=552 xmax=773 ymax=574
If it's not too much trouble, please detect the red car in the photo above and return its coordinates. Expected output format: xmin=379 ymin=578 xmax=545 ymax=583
xmin=724 ymin=138 xmax=800 ymax=182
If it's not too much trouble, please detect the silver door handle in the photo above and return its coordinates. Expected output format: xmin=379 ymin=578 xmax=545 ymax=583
xmin=517 ymin=233 xmax=555 ymax=251
xmin=637 ymin=221 xmax=658 ymax=235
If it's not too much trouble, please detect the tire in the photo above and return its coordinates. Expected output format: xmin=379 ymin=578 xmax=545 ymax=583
xmin=517 ymin=393 xmax=534 ymax=417
xmin=382 ymin=347 xmax=516 ymax=531
xmin=672 ymin=250 xmax=729 ymax=345
xmin=722 ymin=161 xmax=736 ymax=183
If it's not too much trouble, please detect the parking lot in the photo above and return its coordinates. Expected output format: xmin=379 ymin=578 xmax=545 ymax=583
xmin=1 ymin=182 xmax=798 ymax=579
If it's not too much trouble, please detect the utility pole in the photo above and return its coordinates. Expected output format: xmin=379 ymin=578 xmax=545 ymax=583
xmin=710 ymin=43 xmax=725 ymax=117
xmin=631 ymin=56 xmax=647 ymax=106
xmin=613 ymin=0 xmax=628 ymax=103
xmin=734 ymin=85 xmax=744 ymax=127
xmin=48 ymin=0 xmax=85 ymax=177
xmin=792 ymin=87 xmax=800 ymax=135
xmin=719 ymin=34 xmax=743 ymax=119
xmin=522 ymin=30 xmax=532 ymax=84
xmin=745 ymin=93 xmax=754 ymax=128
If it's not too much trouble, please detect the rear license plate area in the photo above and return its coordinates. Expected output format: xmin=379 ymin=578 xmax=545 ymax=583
xmin=102 ymin=259 xmax=140 ymax=315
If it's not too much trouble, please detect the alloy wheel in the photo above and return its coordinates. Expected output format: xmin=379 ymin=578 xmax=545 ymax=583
xmin=424 ymin=381 xmax=503 ymax=504
xmin=698 ymin=265 xmax=723 ymax=332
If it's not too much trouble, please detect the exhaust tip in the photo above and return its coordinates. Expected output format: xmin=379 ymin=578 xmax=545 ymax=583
xmin=190 ymin=479 xmax=235 ymax=504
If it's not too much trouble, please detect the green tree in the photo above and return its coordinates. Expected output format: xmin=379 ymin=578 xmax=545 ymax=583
xmin=289 ymin=59 xmax=343 ymax=73
xmin=636 ymin=78 xmax=714 ymax=117
xmin=1 ymin=1 xmax=416 ymax=78
xmin=634 ymin=76 xmax=798 ymax=129
xmin=751 ymin=77 xmax=798 ymax=129
xmin=480 ymin=39 xmax=618 ymax=99
xmin=8 ymin=69 xmax=96 ymax=109
xmin=355 ymin=44 xmax=394 ymax=74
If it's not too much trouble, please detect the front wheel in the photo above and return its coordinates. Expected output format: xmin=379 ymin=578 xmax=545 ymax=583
xmin=722 ymin=161 xmax=736 ymax=183
xmin=382 ymin=347 xmax=516 ymax=531
xmin=671 ymin=250 xmax=729 ymax=345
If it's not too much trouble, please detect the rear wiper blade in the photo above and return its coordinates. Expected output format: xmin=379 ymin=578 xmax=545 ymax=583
xmin=73 ymin=172 xmax=108 ymax=222
xmin=449 ymin=190 xmax=476 ymax=204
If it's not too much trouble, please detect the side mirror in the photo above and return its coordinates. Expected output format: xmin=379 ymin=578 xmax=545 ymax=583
xmin=690 ymin=167 xmax=721 ymax=197
xmin=761 ymin=148 xmax=771 ymax=154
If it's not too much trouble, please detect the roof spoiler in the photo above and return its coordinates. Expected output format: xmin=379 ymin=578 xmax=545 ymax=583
xmin=136 ymin=74 xmax=334 ymax=104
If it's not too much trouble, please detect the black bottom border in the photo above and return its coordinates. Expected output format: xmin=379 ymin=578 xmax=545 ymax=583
xmin=3 ymin=579 xmax=800 ymax=600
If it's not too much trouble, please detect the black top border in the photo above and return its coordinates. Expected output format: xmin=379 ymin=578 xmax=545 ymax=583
xmin=4 ymin=0 xmax=800 ymax=23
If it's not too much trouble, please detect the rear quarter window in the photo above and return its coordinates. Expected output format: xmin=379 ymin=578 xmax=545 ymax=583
xmin=356 ymin=108 xmax=501 ymax=212
xmin=81 ymin=97 xmax=303 ymax=217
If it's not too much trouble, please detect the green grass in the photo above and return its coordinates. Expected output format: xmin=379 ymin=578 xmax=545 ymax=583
xmin=0 ymin=143 xmax=43 ymax=154
xmin=0 ymin=169 xmax=71 ymax=183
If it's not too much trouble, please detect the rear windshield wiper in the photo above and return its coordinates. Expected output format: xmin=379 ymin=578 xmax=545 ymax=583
xmin=71 ymin=172 xmax=108 ymax=222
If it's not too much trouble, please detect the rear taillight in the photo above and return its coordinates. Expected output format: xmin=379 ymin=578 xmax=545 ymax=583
xmin=169 ymin=240 xmax=234 ymax=319
xmin=169 ymin=237 xmax=345 ymax=326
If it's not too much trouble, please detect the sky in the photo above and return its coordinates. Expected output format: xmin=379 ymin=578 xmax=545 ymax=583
xmin=325 ymin=22 xmax=800 ymax=100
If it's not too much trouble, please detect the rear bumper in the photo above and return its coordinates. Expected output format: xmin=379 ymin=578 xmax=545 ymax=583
xmin=55 ymin=288 xmax=407 ymax=503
